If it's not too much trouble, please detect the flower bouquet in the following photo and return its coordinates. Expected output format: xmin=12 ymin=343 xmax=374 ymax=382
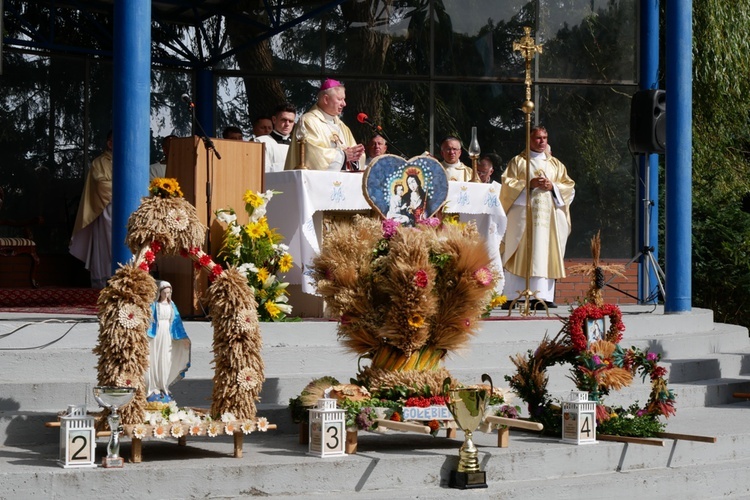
xmin=215 ymin=190 xmax=294 ymax=321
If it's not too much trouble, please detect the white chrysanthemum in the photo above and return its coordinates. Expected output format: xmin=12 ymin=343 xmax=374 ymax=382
xmin=132 ymin=424 xmax=147 ymax=439
xmin=237 ymin=262 xmax=259 ymax=278
xmin=147 ymin=413 xmax=163 ymax=426
xmin=207 ymin=422 xmax=222 ymax=437
xmin=168 ymin=412 xmax=180 ymax=423
xmin=117 ymin=304 xmax=142 ymax=329
xmin=221 ymin=412 xmax=236 ymax=423
xmin=188 ymin=424 xmax=203 ymax=436
xmin=175 ymin=410 xmax=188 ymax=422
xmin=224 ymin=422 xmax=237 ymax=435
xmin=241 ymin=421 xmax=255 ymax=435
xmin=166 ymin=208 xmax=189 ymax=230
xmin=170 ymin=424 xmax=185 ymax=438
xmin=168 ymin=400 xmax=178 ymax=412
xmin=256 ymin=417 xmax=269 ymax=432
xmin=153 ymin=424 xmax=168 ymax=439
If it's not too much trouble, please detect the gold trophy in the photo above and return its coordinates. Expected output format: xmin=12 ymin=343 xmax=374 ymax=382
xmin=444 ymin=374 xmax=493 ymax=489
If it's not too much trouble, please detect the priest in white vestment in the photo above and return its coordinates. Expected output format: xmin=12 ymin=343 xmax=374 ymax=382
xmin=500 ymin=126 xmax=575 ymax=306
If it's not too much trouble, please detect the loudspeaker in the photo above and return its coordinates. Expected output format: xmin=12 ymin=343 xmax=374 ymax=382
xmin=630 ymin=90 xmax=666 ymax=154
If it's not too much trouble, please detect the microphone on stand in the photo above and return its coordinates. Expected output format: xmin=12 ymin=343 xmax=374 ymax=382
xmin=357 ymin=112 xmax=382 ymax=131
xmin=181 ymin=93 xmax=195 ymax=109
xmin=358 ymin=112 xmax=410 ymax=159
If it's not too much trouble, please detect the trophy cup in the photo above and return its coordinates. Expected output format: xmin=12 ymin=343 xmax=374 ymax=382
xmin=444 ymin=374 xmax=493 ymax=489
xmin=93 ymin=386 xmax=136 ymax=468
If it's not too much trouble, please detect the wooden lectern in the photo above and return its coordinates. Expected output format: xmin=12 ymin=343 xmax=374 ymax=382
xmin=160 ymin=137 xmax=264 ymax=316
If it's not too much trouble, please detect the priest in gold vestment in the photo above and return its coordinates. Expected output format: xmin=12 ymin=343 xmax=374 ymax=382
xmin=284 ymin=79 xmax=365 ymax=171
xmin=500 ymin=127 xmax=575 ymax=306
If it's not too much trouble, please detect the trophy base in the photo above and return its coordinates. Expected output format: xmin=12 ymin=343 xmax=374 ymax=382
xmin=101 ymin=456 xmax=125 ymax=468
xmin=450 ymin=470 xmax=487 ymax=489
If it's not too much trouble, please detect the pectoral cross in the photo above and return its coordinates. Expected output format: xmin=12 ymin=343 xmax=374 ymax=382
xmin=513 ymin=26 xmax=543 ymax=101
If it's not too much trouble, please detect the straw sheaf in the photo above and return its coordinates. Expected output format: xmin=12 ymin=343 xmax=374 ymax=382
xmin=206 ymin=268 xmax=264 ymax=420
xmin=93 ymin=265 xmax=157 ymax=426
xmin=312 ymin=216 xmax=381 ymax=316
xmin=428 ymin=224 xmax=496 ymax=351
xmin=358 ymin=366 xmax=453 ymax=396
xmin=126 ymin=196 xmax=206 ymax=254
xmin=377 ymin=228 xmax=437 ymax=355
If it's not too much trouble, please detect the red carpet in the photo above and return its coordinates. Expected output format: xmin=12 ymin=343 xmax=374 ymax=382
xmin=0 ymin=288 xmax=99 ymax=314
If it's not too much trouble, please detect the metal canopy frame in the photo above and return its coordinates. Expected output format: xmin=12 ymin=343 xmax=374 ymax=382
xmin=3 ymin=0 xmax=348 ymax=68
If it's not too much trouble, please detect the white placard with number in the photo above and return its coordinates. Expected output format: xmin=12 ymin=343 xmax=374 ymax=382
xmin=561 ymin=392 xmax=597 ymax=445
xmin=308 ymin=398 xmax=347 ymax=458
xmin=59 ymin=405 xmax=97 ymax=468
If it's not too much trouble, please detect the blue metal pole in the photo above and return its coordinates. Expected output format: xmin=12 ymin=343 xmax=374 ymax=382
xmin=111 ymin=0 xmax=151 ymax=271
xmin=664 ymin=0 xmax=692 ymax=313
xmin=638 ymin=0 xmax=660 ymax=303
xmin=196 ymin=68 xmax=215 ymax=137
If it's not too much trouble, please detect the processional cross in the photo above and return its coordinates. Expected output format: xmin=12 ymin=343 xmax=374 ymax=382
xmin=507 ymin=26 xmax=546 ymax=317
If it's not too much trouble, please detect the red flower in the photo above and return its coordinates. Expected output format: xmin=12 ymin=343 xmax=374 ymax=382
xmin=651 ymin=366 xmax=667 ymax=379
xmin=211 ymin=264 xmax=223 ymax=276
xmin=150 ymin=241 xmax=163 ymax=253
xmin=139 ymin=261 xmax=150 ymax=272
xmin=193 ymin=261 xmax=202 ymax=270
xmin=413 ymin=269 xmax=429 ymax=288
xmin=390 ymin=412 xmax=402 ymax=422
xmin=144 ymin=250 xmax=155 ymax=263
xmin=427 ymin=420 xmax=440 ymax=432
xmin=188 ymin=247 xmax=201 ymax=256
xmin=198 ymin=254 xmax=212 ymax=267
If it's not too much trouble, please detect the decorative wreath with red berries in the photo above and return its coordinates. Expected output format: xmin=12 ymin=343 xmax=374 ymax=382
xmin=506 ymin=302 xmax=676 ymax=437
xmin=567 ymin=302 xmax=625 ymax=352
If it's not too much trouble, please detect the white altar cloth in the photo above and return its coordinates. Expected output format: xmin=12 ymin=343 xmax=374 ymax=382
xmin=266 ymin=171 xmax=506 ymax=295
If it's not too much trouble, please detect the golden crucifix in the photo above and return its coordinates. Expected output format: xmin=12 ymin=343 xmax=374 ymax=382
xmin=507 ymin=26 xmax=546 ymax=317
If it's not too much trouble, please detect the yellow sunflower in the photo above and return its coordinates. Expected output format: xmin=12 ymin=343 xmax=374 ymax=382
xmin=278 ymin=253 xmax=293 ymax=272
xmin=243 ymin=190 xmax=264 ymax=208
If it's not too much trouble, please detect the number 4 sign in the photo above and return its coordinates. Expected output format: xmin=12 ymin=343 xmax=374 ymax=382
xmin=59 ymin=405 xmax=97 ymax=468
xmin=561 ymin=391 xmax=598 ymax=445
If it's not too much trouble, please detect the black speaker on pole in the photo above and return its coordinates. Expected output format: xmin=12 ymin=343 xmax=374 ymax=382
xmin=630 ymin=89 xmax=666 ymax=154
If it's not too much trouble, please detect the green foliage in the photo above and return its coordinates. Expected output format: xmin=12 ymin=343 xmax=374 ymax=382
xmin=691 ymin=2 xmax=750 ymax=328
xmin=598 ymin=404 xmax=665 ymax=437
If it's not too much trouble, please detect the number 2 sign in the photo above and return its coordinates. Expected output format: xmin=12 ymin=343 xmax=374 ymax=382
xmin=59 ymin=405 xmax=97 ymax=468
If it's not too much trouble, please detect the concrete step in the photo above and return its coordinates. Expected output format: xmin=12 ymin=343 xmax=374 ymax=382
xmin=1 ymin=403 xmax=748 ymax=499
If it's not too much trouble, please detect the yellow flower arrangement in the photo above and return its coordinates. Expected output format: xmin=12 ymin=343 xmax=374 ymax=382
xmin=215 ymin=190 xmax=294 ymax=321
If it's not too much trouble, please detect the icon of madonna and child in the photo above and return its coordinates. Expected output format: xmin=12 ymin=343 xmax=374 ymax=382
xmin=363 ymin=155 xmax=449 ymax=227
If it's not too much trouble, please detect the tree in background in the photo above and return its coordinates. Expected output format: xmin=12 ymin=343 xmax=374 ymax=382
xmin=691 ymin=1 xmax=750 ymax=327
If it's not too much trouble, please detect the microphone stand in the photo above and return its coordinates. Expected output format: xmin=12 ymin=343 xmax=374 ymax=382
xmin=185 ymin=100 xmax=221 ymax=253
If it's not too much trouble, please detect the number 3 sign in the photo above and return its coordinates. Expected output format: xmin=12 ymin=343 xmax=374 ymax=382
xmin=59 ymin=405 xmax=97 ymax=468
xmin=308 ymin=399 xmax=347 ymax=458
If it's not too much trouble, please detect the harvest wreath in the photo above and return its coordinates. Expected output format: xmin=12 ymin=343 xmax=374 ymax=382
xmin=505 ymin=301 xmax=676 ymax=437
